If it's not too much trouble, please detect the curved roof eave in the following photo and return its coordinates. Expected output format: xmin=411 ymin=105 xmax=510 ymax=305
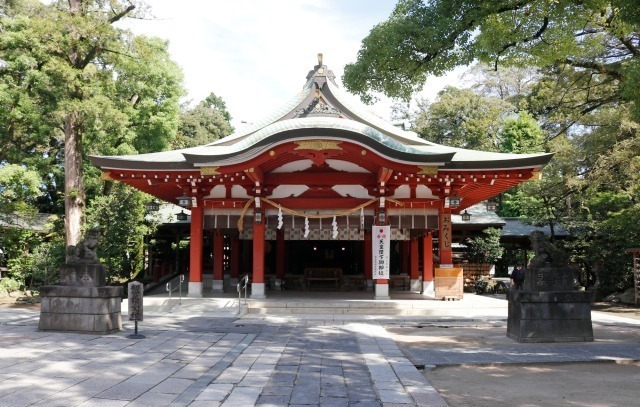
xmin=89 ymin=148 xmax=194 ymax=170
xmin=323 ymin=80 xmax=431 ymax=146
xmin=182 ymin=117 xmax=455 ymax=165
xmin=207 ymin=82 xmax=315 ymax=147
xmin=410 ymin=144 xmax=554 ymax=170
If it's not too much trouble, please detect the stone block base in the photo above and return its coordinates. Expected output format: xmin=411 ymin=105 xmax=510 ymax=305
xmin=251 ymin=282 xmax=266 ymax=299
xmin=507 ymin=290 xmax=594 ymax=343
xmin=38 ymin=285 xmax=123 ymax=334
xmin=374 ymin=283 xmax=390 ymax=300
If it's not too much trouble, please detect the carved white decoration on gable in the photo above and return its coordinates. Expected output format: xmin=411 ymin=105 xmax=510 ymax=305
xmin=416 ymin=185 xmax=436 ymax=199
xmin=325 ymin=159 xmax=370 ymax=173
xmin=231 ymin=184 xmax=251 ymax=199
xmin=204 ymin=184 xmax=227 ymax=199
xmin=390 ymin=185 xmax=411 ymax=199
xmin=269 ymin=185 xmax=309 ymax=199
xmin=270 ymin=159 xmax=314 ymax=173
xmin=332 ymin=185 xmax=372 ymax=199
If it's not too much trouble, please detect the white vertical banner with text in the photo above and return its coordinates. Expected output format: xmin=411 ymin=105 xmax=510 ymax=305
xmin=372 ymin=225 xmax=390 ymax=279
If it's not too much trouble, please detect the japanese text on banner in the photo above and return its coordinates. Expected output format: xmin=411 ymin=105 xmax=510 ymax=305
xmin=372 ymin=225 xmax=390 ymax=279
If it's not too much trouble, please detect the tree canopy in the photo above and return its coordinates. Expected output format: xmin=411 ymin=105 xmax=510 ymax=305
xmin=0 ymin=0 xmax=184 ymax=248
xmin=343 ymin=0 xmax=640 ymax=122
xmin=172 ymin=92 xmax=234 ymax=149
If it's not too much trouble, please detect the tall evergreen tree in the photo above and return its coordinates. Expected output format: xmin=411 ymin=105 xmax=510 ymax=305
xmin=0 ymin=0 xmax=184 ymax=248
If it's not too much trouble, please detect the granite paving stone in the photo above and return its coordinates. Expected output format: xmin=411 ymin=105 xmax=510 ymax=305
xmin=223 ymin=385 xmax=263 ymax=406
xmin=256 ymin=395 xmax=291 ymax=406
xmin=194 ymin=383 xmax=234 ymax=401
xmin=3 ymin=297 xmax=638 ymax=406
xmin=148 ymin=377 xmax=195 ymax=394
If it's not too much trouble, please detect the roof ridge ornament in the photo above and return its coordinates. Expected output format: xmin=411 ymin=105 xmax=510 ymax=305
xmin=294 ymin=97 xmax=341 ymax=118
xmin=305 ymin=52 xmax=337 ymax=87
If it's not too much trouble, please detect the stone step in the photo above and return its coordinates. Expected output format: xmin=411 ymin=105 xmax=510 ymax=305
xmin=245 ymin=300 xmax=507 ymax=318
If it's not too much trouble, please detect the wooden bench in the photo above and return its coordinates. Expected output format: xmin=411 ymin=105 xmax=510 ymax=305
xmin=304 ymin=268 xmax=342 ymax=290
xmin=390 ymin=275 xmax=410 ymax=291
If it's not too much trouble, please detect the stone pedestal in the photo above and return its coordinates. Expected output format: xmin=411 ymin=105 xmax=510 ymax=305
xmin=507 ymin=267 xmax=593 ymax=343
xmin=374 ymin=282 xmax=390 ymax=300
xmin=38 ymin=263 xmax=123 ymax=334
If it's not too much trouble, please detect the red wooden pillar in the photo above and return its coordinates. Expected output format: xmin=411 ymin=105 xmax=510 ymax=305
xmin=188 ymin=202 xmax=204 ymax=297
xmin=423 ymin=232 xmax=434 ymax=282
xmin=252 ymin=213 xmax=266 ymax=298
xmin=212 ymin=230 xmax=224 ymax=292
xmin=439 ymin=206 xmax=453 ymax=265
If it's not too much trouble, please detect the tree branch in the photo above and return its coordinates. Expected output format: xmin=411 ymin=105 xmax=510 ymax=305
xmin=563 ymin=58 xmax=624 ymax=81
xmin=494 ymin=16 xmax=549 ymax=70
xmin=107 ymin=4 xmax=136 ymax=25
xmin=617 ymin=35 xmax=640 ymax=57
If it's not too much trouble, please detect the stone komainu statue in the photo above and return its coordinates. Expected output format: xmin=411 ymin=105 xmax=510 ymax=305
xmin=528 ymin=230 xmax=566 ymax=268
xmin=66 ymin=229 xmax=100 ymax=264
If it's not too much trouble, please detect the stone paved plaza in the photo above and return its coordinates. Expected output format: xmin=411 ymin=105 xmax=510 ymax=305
xmin=1 ymin=295 xmax=639 ymax=406
xmin=0 ymin=308 xmax=446 ymax=406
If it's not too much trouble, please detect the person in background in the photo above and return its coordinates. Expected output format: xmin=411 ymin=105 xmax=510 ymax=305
xmin=511 ymin=264 xmax=525 ymax=290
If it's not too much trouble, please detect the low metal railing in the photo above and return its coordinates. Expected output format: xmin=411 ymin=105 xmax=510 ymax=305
xmin=166 ymin=274 xmax=185 ymax=311
xmin=237 ymin=274 xmax=249 ymax=314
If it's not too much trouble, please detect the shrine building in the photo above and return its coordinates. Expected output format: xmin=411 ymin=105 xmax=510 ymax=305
xmin=90 ymin=55 xmax=553 ymax=300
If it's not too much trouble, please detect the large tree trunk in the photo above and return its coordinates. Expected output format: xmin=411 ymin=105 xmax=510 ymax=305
xmin=64 ymin=113 xmax=84 ymax=248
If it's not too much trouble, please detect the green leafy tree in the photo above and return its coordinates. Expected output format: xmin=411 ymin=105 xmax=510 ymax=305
xmin=499 ymin=112 xmax=546 ymax=153
xmin=466 ymin=227 xmax=504 ymax=264
xmin=0 ymin=0 xmax=184 ymax=249
xmin=0 ymin=163 xmax=66 ymax=290
xmin=0 ymin=164 xmax=42 ymax=220
xmin=344 ymin=0 xmax=640 ymax=122
xmin=172 ymin=92 xmax=234 ymax=149
xmin=84 ymin=184 xmax=159 ymax=283
xmin=413 ymin=86 xmax=515 ymax=151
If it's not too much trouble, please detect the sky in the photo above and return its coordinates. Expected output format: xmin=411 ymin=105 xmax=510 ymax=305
xmin=121 ymin=0 xmax=466 ymax=128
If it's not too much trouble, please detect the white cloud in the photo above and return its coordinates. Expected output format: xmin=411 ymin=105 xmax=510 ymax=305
xmin=122 ymin=1 xmax=463 ymax=127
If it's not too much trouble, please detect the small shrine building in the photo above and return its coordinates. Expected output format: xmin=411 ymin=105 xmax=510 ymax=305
xmin=90 ymin=55 xmax=553 ymax=299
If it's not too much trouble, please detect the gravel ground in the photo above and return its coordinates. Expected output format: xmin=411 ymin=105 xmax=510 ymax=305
xmin=388 ymin=301 xmax=640 ymax=407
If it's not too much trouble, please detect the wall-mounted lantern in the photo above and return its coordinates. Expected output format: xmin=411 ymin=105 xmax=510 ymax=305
xmin=449 ymin=195 xmax=461 ymax=207
xmin=176 ymin=194 xmax=191 ymax=208
xmin=254 ymin=210 xmax=263 ymax=224
xmin=144 ymin=199 xmax=160 ymax=212
xmin=377 ymin=209 xmax=387 ymax=225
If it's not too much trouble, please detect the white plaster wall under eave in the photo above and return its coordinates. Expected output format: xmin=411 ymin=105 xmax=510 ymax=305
xmin=416 ymin=184 xmax=437 ymax=199
xmin=388 ymin=185 xmax=437 ymax=200
xmin=204 ymin=184 xmax=227 ymax=199
xmin=332 ymin=185 xmax=372 ymax=199
xmin=325 ymin=159 xmax=370 ymax=173
xmin=268 ymin=185 xmax=309 ymax=199
xmin=270 ymin=159 xmax=313 ymax=173
xmin=203 ymin=184 xmax=252 ymax=199
xmin=231 ymin=184 xmax=251 ymax=199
